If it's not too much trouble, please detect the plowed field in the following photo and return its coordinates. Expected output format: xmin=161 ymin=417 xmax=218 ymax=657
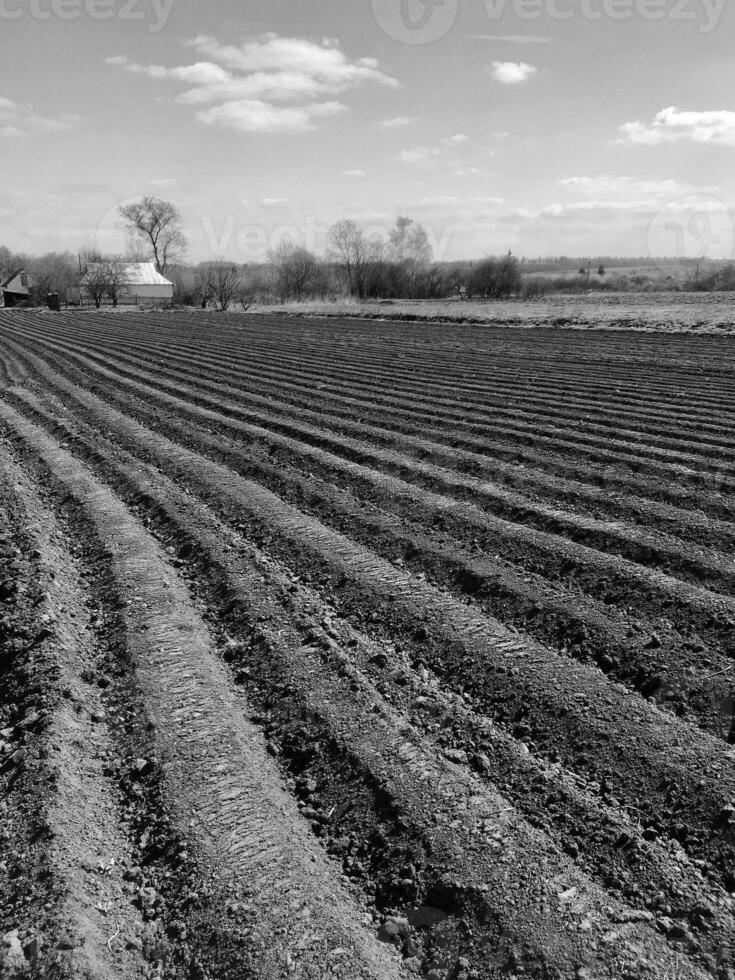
xmin=2 ymin=309 xmax=735 ymax=980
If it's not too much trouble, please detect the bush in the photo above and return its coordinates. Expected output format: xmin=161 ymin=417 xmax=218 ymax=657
xmin=468 ymin=252 xmax=522 ymax=299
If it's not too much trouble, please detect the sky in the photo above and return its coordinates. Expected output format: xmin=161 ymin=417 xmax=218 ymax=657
xmin=2 ymin=0 xmax=735 ymax=263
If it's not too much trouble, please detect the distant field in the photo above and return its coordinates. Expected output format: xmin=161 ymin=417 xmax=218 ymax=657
xmin=3 ymin=309 xmax=735 ymax=977
xmin=252 ymin=291 xmax=735 ymax=332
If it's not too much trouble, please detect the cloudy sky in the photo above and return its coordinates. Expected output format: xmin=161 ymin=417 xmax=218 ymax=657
xmin=2 ymin=0 xmax=734 ymax=262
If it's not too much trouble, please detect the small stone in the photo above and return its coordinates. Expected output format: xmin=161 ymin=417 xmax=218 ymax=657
xmin=377 ymin=916 xmax=411 ymax=943
xmin=1 ymin=930 xmax=28 ymax=970
xmin=377 ymin=921 xmax=401 ymax=944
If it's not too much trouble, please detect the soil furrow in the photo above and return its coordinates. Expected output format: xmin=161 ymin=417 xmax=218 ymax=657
xmin=0 ymin=402 xmax=405 ymax=980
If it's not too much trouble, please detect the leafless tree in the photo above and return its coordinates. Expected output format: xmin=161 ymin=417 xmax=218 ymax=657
xmin=237 ymin=283 xmax=257 ymax=311
xmin=25 ymin=251 xmax=78 ymax=306
xmin=197 ymin=259 xmax=242 ymax=311
xmin=118 ymin=196 xmax=187 ymax=274
xmin=389 ymin=216 xmax=432 ymax=297
xmin=363 ymin=234 xmax=390 ymax=297
xmin=328 ymin=219 xmax=367 ymax=298
xmin=268 ymin=238 xmax=323 ymax=302
xmin=80 ymin=258 xmax=129 ymax=308
xmin=82 ymin=260 xmax=115 ymax=309
xmin=105 ymin=260 xmax=130 ymax=307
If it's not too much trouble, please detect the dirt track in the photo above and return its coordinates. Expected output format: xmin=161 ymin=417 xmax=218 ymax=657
xmin=2 ymin=310 xmax=735 ymax=979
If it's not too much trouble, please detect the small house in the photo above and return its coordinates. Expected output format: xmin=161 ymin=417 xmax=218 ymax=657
xmin=77 ymin=262 xmax=174 ymax=306
xmin=1 ymin=269 xmax=31 ymax=308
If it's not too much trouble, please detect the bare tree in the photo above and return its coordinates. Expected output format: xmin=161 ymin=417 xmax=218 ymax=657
xmin=196 ymin=259 xmax=242 ymax=311
xmin=388 ymin=215 xmax=413 ymax=265
xmin=328 ymin=219 xmax=367 ymax=298
xmin=80 ymin=258 xmax=129 ymax=309
xmin=389 ymin=216 xmax=432 ymax=297
xmin=118 ymin=196 xmax=187 ymax=274
xmin=268 ymin=238 xmax=323 ymax=302
xmin=105 ymin=260 xmax=130 ymax=307
xmin=363 ymin=234 xmax=390 ymax=297
xmin=26 ymin=251 xmax=78 ymax=306
xmin=82 ymin=262 xmax=112 ymax=309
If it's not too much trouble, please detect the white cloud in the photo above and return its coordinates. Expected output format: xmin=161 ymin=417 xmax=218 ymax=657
xmin=560 ymin=175 xmax=707 ymax=199
xmin=463 ymin=34 xmax=551 ymax=43
xmin=343 ymin=169 xmax=365 ymax=177
xmin=540 ymin=175 xmax=721 ymax=217
xmin=196 ymin=99 xmax=345 ymax=133
xmin=187 ymin=34 xmax=396 ymax=89
xmin=487 ymin=62 xmax=537 ymax=85
xmin=400 ymin=132 xmax=472 ymax=165
xmin=380 ymin=116 xmax=415 ymax=129
xmin=618 ymin=107 xmax=735 ymax=147
xmin=262 ymin=197 xmax=292 ymax=206
xmin=0 ymin=96 xmax=79 ymax=138
xmin=399 ymin=145 xmax=442 ymax=164
xmin=107 ymin=35 xmax=397 ymax=135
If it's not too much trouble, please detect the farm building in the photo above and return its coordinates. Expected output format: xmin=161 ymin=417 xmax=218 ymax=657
xmin=77 ymin=262 xmax=174 ymax=305
xmin=1 ymin=269 xmax=31 ymax=308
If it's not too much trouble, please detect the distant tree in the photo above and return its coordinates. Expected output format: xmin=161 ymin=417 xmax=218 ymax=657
xmin=388 ymin=216 xmax=413 ymax=265
xmin=598 ymin=264 xmax=606 ymax=277
xmin=716 ymin=263 xmax=735 ymax=291
xmin=426 ymin=264 xmax=446 ymax=299
xmin=197 ymin=258 xmax=242 ymax=311
xmin=363 ymin=234 xmax=390 ymax=297
xmin=82 ymin=258 xmax=124 ymax=309
xmin=469 ymin=251 xmax=521 ymax=300
xmin=522 ymin=276 xmax=552 ymax=299
xmin=118 ymin=196 xmax=187 ymax=274
xmin=389 ymin=216 xmax=433 ymax=297
xmin=0 ymin=245 xmax=21 ymax=279
xmin=268 ymin=239 xmax=324 ymax=302
xmin=105 ymin=260 xmax=130 ymax=307
xmin=328 ymin=219 xmax=367 ymax=298
xmin=26 ymin=252 xmax=78 ymax=306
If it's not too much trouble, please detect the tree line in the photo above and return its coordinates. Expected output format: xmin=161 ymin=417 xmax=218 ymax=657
xmin=4 ymin=195 xmax=735 ymax=309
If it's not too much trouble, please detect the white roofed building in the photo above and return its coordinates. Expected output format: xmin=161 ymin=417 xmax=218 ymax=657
xmin=77 ymin=262 xmax=174 ymax=306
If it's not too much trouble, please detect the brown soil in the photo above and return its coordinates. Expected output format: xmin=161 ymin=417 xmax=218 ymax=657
xmin=2 ymin=308 xmax=735 ymax=979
